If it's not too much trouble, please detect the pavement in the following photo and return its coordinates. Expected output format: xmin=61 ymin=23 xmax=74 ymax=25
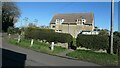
xmin=1 ymin=36 xmax=100 ymax=66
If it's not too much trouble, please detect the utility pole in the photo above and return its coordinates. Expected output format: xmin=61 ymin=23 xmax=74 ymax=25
xmin=110 ymin=0 xmax=114 ymax=54
xmin=118 ymin=1 xmax=120 ymax=63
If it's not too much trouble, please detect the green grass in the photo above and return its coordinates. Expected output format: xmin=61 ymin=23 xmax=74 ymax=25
xmin=7 ymin=38 xmax=119 ymax=66
xmin=8 ymin=38 xmax=67 ymax=55
xmin=66 ymin=50 xmax=118 ymax=66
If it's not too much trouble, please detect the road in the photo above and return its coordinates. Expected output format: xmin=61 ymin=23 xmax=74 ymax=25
xmin=2 ymin=37 xmax=100 ymax=66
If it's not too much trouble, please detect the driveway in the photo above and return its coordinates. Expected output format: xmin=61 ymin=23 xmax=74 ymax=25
xmin=2 ymin=38 xmax=100 ymax=66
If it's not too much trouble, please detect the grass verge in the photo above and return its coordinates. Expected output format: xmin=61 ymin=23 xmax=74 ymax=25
xmin=66 ymin=49 xmax=118 ymax=66
xmin=8 ymin=38 xmax=67 ymax=55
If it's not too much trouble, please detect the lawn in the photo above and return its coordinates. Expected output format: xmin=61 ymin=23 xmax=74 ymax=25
xmin=8 ymin=38 xmax=67 ymax=55
xmin=66 ymin=49 xmax=118 ymax=66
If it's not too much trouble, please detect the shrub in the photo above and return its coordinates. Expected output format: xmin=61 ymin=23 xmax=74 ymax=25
xmin=15 ymin=28 xmax=22 ymax=35
xmin=24 ymin=27 xmax=54 ymax=39
xmin=98 ymin=29 xmax=109 ymax=36
xmin=47 ymin=32 xmax=73 ymax=43
xmin=113 ymin=32 xmax=120 ymax=54
xmin=7 ymin=27 xmax=21 ymax=35
xmin=76 ymin=32 xmax=120 ymax=54
xmin=7 ymin=27 xmax=14 ymax=34
xmin=24 ymin=27 xmax=73 ymax=43
xmin=76 ymin=34 xmax=109 ymax=50
xmin=114 ymin=31 xmax=120 ymax=38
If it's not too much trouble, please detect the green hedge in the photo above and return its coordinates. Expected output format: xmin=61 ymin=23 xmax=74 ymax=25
xmin=76 ymin=34 xmax=109 ymax=50
xmin=24 ymin=27 xmax=73 ymax=43
xmin=113 ymin=32 xmax=120 ymax=54
xmin=24 ymin=27 xmax=54 ymax=39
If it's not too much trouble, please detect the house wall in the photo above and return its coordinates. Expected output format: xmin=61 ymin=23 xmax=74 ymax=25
xmin=50 ymin=23 xmax=94 ymax=38
xmin=61 ymin=24 xmax=78 ymax=38
xmin=83 ymin=25 xmax=94 ymax=31
xmin=50 ymin=24 xmax=55 ymax=30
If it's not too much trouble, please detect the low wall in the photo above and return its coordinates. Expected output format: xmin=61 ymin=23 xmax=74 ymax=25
xmin=55 ymin=43 xmax=68 ymax=49
xmin=38 ymin=40 xmax=68 ymax=49
xmin=77 ymin=47 xmax=107 ymax=53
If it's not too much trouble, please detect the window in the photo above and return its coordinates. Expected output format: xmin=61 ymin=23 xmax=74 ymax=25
xmin=59 ymin=30 xmax=62 ymax=32
xmin=84 ymin=24 xmax=92 ymax=26
xmin=57 ymin=19 xmax=64 ymax=23
xmin=82 ymin=22 xmax=85 ymax=24
xmin=76 ymin=19 xmax=80 ymax=23
xmin=56 ymin=19 xmax=59 ymax=23
xmin=56 ymin=30 xmax=62 ymax=32
xmin=61 ymin=19 xmax=64 ymax=23
xmin=82 ymin=19 xmax=86 ymax=24
xmin=75 ymin=20 xmax=77 ymax=22
xmin=76 ymin=19 xmax=79 ymax=24
xmin=52 ymin=26 xmax=55 ymax=28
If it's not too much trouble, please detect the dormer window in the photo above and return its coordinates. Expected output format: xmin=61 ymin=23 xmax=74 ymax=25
xmin=60 ymin=18 xmax=64 ymax=23
xmin=61 ymin=19 xmax=64 ymax=23
xmin=76 ymin=19 xmax=80 ymax=23
xmin=55 ymin=18 xmax=64 ymax=24
xmin=76 ymin=18 xmax=86 ymax=25
xmin=76 ymin=19 xmax=82 ymax=25
xmin=56 ymin=19 xmax=59 ymax=23
xmin=82 ymin=18 xmax=86 ymax=24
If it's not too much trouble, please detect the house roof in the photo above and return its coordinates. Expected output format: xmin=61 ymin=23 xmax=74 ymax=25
xmin=50 ymin=13 xmax=94 ymax=24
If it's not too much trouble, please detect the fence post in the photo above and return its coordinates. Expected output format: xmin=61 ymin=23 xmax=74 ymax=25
xmin=30 ymin=39 xmax=34 ymax=47
xmin=8 ymin=34 xmax=11 ymax=38
xmin=17 ymin=35 xmax=21 ymax=43
xmin=51 ymin=42 xmax=54 ymax=51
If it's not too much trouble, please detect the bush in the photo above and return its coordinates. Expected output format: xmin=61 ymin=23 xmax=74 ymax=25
xmin=24 ymin=27 xmax=54 ymax=39
xmin=14 ymin=28 xmax=22 ymax=35
xmin=7 ymin=27 xmax=14 ymax=34
xmin=98 ymin=29 xmax=109 ymax=36
xmin=24 ymin=27 xmax=73 ymax=43
xmin=76 ymin=34 xmax=109 ymax=50
xmin=76 ymin=32 xmax=120 ymax=54
xmin=7 ymin=27 xmax=21 ymax=34
xmin=113 ymin=32 xmax=120 ymax=54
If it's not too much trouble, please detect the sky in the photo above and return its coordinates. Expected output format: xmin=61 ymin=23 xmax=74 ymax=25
xmin=15 ymin=2 xmax=119 ymax=31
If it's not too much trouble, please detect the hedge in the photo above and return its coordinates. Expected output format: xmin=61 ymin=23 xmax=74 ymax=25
xmin=113 ymin=32 xmax=120 ymax=54
xmin=24 ymin=27 xmax=73 ymax=43
xmin=76 ymin=34 xmax=109 ymax=50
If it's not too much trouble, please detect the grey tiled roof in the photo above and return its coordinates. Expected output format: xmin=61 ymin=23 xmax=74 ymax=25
xmin=50 ymin=13 xmax=94 ymax=24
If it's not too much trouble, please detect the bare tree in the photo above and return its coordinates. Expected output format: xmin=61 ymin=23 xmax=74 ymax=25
xmin=34 ymin=19 xmax=38 ymax=27
xmin=23 ymin=17 xmax=29 ymax=27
